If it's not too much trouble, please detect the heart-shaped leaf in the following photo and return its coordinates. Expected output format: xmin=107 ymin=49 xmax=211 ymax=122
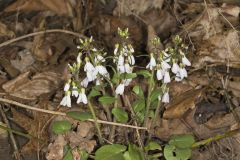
xmin=169 ymin=134 xmax=195 ymax=149
xmin=95 ymin=144 xmax=127 ymax=160
xmin=52 ymin=120 xmax=71 ymax=134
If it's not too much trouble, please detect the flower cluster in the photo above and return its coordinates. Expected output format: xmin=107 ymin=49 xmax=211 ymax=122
xmin=60 ymin=37 xmax=109 ymax=107
xmin=114 ymin=28 xmax=135 ymax=95
xmin=146 ymin=36 xmax=191 ymax=103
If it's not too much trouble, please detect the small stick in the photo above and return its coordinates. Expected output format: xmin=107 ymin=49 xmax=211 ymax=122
xmin=0 ymin=98 xmax=147 ymax=130
xmin=0 ymin=106 xmax=21 ymax=160
xmin=0 ymin=29 xmax=86 ymax=49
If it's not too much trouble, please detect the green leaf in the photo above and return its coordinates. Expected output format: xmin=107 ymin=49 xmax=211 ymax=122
xmin=136 ymin=70 xmax=151 ymax=78
xmin=123 ymin=151 xmax=131 ymax=160
xmin=133 ymin=99 xmax=145 ymax=112
xmin=163 ymin=144 xmax=177 ymax=160
xmin=135 ymin=111 xmax=145 ymax=124
xmin=145 ymin=141 xmax=162 ymax=151
xmin=95 ymin=144 xmax=127 ymax=160
xmin=63 ymin=145 xmax=73 ymax=160
xmin=112 ymin=73 xmax=120 ymax=84
xmin=88 ymin=88 xmax=101 ymax=98
xmin=112 ymin=107 xmax=129 ymax=123
xmin=66 ymin=111 xmax=93 ymax=121
xmin=52 ymin=121 xmax=71 ymax=134
xmin=176 ymin=148 xmax=191 ymax=160
xmin=150 ymin=89 xmax=161 ymax=102
xmin=132 ymin=85 xmax=144 ymax=98
xmin=99 ymin=96 xmax=116 ymax=105
xmin=169 ymin=135 xmax=195 ymax=149
xmin=120 ymin=73 xmax=137 ymax=79
xmin=127 ymin=144 xmax=144 ymax=160
xmin=79 ymin=150 xmax=89 ymax=160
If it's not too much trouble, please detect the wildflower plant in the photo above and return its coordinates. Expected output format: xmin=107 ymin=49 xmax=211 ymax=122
xmin=57 ymin=28 xmax=191 ymax=159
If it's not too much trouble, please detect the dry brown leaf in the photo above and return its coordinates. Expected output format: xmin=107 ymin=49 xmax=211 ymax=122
xmin=163 ymin=89 xmax=203 ymax=119
xmin=2 ymin=71 xmax=62 ymax=100
xmin=113 ymin=0 xmax=164 ymax=16
xmin=10 ymin=49 xmax=35 ymax=72
xmin=0 ymin=22 xmax=15 ymax=37
xmin=5 ymin=0 xmax=74 ymax=16
xmin=186 ymin=6 xmax=223 ymax=40
xmin=46 ymin=135 xmax=67 ymax=160
xmin=192 ymin=30 xmax=240 ymax=68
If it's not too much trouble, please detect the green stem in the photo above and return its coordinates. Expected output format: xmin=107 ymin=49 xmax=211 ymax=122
xmin=191 ymin=128 xmax=240 ymax=148
xmin=87 ymin=101 xmax=103 ymax=144
xmin=143 ymin=70 xmax=155 ymax=127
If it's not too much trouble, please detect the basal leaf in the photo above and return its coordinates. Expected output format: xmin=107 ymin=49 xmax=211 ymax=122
xmin=163 ymin=145 xmax=177 ymax=160
xmin=95 ymin=144 xmax=127 ymax=160
xmin=127 ymin=144 xmax=144 ymax=160
xmin=66 ymin=111 xmax=93 ymax=121
xmin=145 ymin=141 xmax=162 ymax=151
xmin=169 ymin=134 xmax=195 ymax=149
xmin=176 ymin=148 xmax=191 ymax=160
xmin=52 ymin=121 xmax=71 ymax=134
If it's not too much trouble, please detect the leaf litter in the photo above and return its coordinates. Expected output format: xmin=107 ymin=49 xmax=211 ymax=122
xmin=0 ymin=0 xmax=240 ymax=159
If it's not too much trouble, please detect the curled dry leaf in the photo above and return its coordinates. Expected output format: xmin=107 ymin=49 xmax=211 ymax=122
xmin=2 ymin=71 xmax=62 ymax=100
xmin=163 ymin=89 xmax=203 ymax=119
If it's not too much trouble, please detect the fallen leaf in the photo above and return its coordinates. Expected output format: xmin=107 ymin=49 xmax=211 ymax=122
xmin=2 ymin=71 xmax=62 ymax=100
xmin=0 ymin=21 xmax=15 ymax=37
xmin=163 ymin=89 xmax=203 ymax=119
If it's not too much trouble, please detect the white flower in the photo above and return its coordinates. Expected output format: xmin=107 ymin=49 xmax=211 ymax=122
xmin=96 ymin=79 xmax=101 ymax=85
xmin=87 ymin=70 xmax=97 ymax=81
xmin=81 ymin=77 xmax=89 ymax=88
xmin=179 ymin=68 xmax=188 ymax=79
xmin=157 ymin=69 xmax=163 ymax=80
xmin=96 ymin=65 xmax=109 ymax=77
xmin=158 ymin=95 xmax=161 ymax=101
xmin=123 ymin=79 xmax=132 ymax=86
xmin=172 ymin=63 xmax=180 ymax=74
xmin=128 ymin=55 xmax=135 ymax=65
xmin=72 ymin=86 xmax=79 ymax=97
xmin=122 ymin=46 xmax=128 ymax=56
xmin=162 ymin=91 xmax=169 ymax=103
xmin=163 ymin=71 xmax=171 ymax=83
xmin=128 ymin=45 xmax=134 ymax=53
xmin=84 ymin=61 xmax=95 ymax=72
xmin=117 ymin=65 xmax=125 ymax=73
xmin=114 ymin=44 xmax=119 ymax=55
xmin=77 ymin=54 xmax=81 ymax=64
xmin=95 ymin=55 xmax=105 ymax=63
xmin=118 ymin=54 xmax=124 ymax=66
xmin=146 ymin=55 xmax=156 ymax=70
xmin=77 ymin=88 xmax=88 ymax=104
xmin=92 ymin=48 xmax=97 ymax=52
xmin=115 ymin=83 xmax=125 ymax=95
xmin=175 ymin=76 xmax=183 ymax=82
xmin=124 ymin=63 xmax=132 ymax=73
xmin=161 ymin=61 xmax=171 ymax=70
xmin=182 ymin=56 xmax=191 ymax=66
xmin=60 ymin=92 xmax=71 ymax=107
xmin=64 ymin=82 xmax=70 ymax=92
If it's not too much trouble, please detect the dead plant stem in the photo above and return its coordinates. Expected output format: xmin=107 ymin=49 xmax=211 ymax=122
xmin=0 ymin=97 xmax=147 ymax=130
